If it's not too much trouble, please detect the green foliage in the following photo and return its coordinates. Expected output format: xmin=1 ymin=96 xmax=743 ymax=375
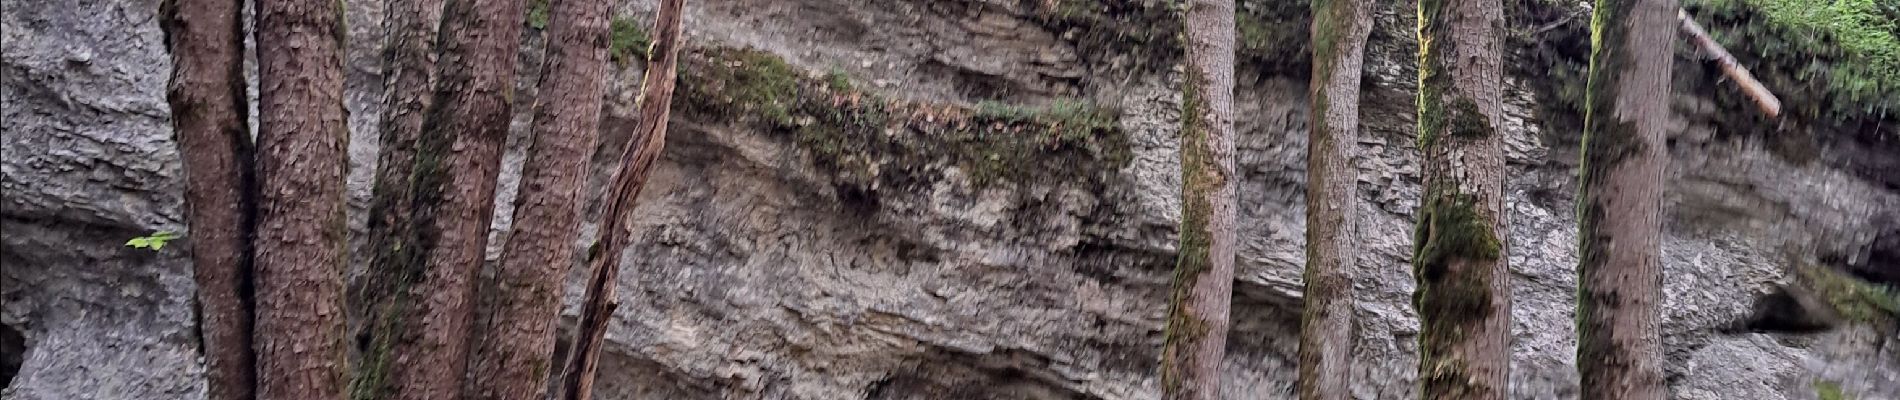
xmin=609 ymin=18 xmax=651 ymax=66
xmin=1691 ymin=0 xmax=1900 ymax=115
xmin=1815 ymin=379 xmax=1853 ymax=400
xmin=125 ymin=231 xmax=181 ymax=251
xmin=824 ymin=68 xmax=853 ymax=92
xmin=682 ymin=48 xmax=799 ymax=124
xmin=1800 ymin=265 xmax=1900 ymax=325
xmin=526 ymin=0 xmax=549 ymax=30
xmin=678 ymin=47 xmax=1130 ymax=189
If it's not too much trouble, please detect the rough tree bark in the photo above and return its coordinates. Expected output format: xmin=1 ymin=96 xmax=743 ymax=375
xmin=252 ymin=0 xmax=350 ymax=398
xmin=1159 ymin=0 xmax=1237 ymax=399
xmin=350 ymin=0 xmax=529 ymax=397
xmin=1575 ymin=0 xmax=1675 ymax=397
xmin=557 ymin=0 xmax=685 ymax=399
xmin=464 ymin=0 xmax=613 ymax=396
xmin=1299 ymin=0 xmax=1372 ymax=396
xmin=1412 ymin=0 xmax=1511 ymax=396
xmin=352 ymin=0 xmax=446 ymax=390
xmin=158 ymin=0 xmax=256 ymax=398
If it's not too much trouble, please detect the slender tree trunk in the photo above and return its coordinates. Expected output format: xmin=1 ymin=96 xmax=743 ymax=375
xmin=1299 ymin=0 xmax=1371 ymax=396
xmin=350 ymin=0 xmax=531 ymax=397
xmin=557 ymin=1 xmax=685 ymax=399
xmin=465 ymin=0 xmax=613 ymax=396
xmin=253 ymin=0 xmax=350 ymax=398
xmin=1412 ymin=0 xmax=1510 ymax=396
xmin=352 ymin=0 xmax=445 ymax=389
xmin=1575 ymin=0 xmax=1674 ymax=396
xmin=1159 ymin=1 xmax=1237 ymax=399
xmin=159 ymin=0 xmax=256 ymax=398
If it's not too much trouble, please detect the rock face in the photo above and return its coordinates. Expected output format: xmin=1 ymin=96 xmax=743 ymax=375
xmin=2 ymin=0 xmax=1896 ymax=399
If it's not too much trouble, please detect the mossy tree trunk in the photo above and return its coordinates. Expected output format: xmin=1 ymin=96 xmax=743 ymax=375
xmin=158 ymin=0 xmax=257 ymax=398
xmin=557 ymin=0 xmax=685 ymax=399
xmin=465 ymin=0 xmax=613 ymax=396
xmin=352 ymin=0 xmax=446 ymax=385
xmin=1412 ymin=0 xmax=1510 ymax=396
xmin=352 ymin=0 xmax=530 ymax=396
xmin=1299 ymin=0 xmax=1371 ymax=396
xmin=253 ymin=0 xmax=350 ymax=397
xmin=1160 ymin=0 xmax=1237 ymax=399
xmin=1575 ymin=0 xmax=1675 ymax=396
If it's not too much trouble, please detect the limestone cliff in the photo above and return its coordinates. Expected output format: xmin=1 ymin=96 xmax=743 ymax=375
xmin=2 ymin=0 xmax=1895 ymax=399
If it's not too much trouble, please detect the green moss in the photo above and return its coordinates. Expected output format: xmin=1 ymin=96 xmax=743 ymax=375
xmin=1799 ymin=265 xmax=1900 ymax=326
xmin=1161 ymin=70 xmax=1217 ymax=398
xmin=1411 ymin=185 xmax=1501 ymax=397
xmin=824 ymin=68 xmax=852 ymax=92
xmin=677 ymin=47 xmax=1130 ymax=191
xmin=1412 ymin=189 xmax=1502 ymax=270
xmin=1690 ymin=0 xmax=1900 ymax=119
xmin=525 ymin=0 xmax=549 ymax=30
xmin=609 ymin=18 xmax=651 ymax=66
xmin=1815 ymin=379 xmax=1853 ymax=400
xmin=1415 ymin=0 xmax=1453 ymax=149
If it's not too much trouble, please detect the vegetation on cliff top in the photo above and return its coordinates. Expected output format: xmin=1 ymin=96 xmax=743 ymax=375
xmin=676 ymin=47 xmax=1131 ymax=191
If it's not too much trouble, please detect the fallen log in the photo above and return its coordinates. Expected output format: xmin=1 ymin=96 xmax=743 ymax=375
xmin=1680 ymin=9 xmax=1783 ymax=118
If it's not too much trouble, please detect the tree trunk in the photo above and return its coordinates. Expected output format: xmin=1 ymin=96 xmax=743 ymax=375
xmin=159 ymin=0 xmax=256 ymax=398
xmin=1160 ymin=1 xmax=1237 ymax=399
xmin=253 ymin=0 xmax=350 ymax=398
xmin=1412 ymin=0 xmax=1511 ymax=396
xmin=1299 ymin=0 xmax=1371 ymax=396
xmin=351 ymin=0 xmax=530 ymax=397
xmin=465 ymin=0 xmax=613 ymax=396
xmin=352 ymin=0 xmax=445 ymax=389
xmin=557 ymin=1 xmax=685 ymax=399
xmin=1575 ymin=0 xmax=1675 ymax=397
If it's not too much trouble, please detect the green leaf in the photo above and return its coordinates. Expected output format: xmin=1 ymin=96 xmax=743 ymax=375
xmin=126 ymin=231 xmax=180 ymax=251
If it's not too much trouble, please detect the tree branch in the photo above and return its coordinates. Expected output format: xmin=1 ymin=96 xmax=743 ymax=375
xmin=1679 ymin=9 xmax=1782 ymax=118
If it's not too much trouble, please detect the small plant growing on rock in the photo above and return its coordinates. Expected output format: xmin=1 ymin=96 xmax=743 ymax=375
xmin=125 ymin=231 xmax=180 ymax=251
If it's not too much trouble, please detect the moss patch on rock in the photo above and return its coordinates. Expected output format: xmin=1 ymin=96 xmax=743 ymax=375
xmin=609 ymin=17 xmax=652 ymax=66
xmin=677 ymin=47 xmax=1131 ymax=192
xmin=1797 ymin=265 xmax=1900 ymax=329
xmin=1031 ymin=0 xmax=1310 ymax=76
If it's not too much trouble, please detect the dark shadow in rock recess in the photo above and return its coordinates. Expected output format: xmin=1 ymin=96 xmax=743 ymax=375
xmin=1739 ymin=286 xmax=1841 ymax=334
xmin=1 ymin=322 xmax=24 ymax=389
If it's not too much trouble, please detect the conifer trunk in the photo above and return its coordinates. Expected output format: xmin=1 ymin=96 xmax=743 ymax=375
xmin=1575 ymin=0 xmax=1675 ymax=397
xmin=353 ymin=0 xmax=446 ymax=386
xmin=557 ymin=1 xmax=685 ymax=399
xmin=1159 ymin=1 xmax=1237 ymax=399
xmin=353 ymin=0 xmax=530 ymax=396
xmin=465 ymin=0 xmax=613 ymax=396
xmin=1412 ymin=0 xmax=1511 ymax=396
xmin=1299 ymin=0 xmax=1372 ymax=396
xmin=158 ymin=0 xmax=257 ymax=398
xmin=252 ymin=0 xmax=350 ymax=397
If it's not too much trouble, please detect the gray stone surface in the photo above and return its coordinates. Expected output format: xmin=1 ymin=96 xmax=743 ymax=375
xmin=2 ymin=0 xmax=1895 ymax=399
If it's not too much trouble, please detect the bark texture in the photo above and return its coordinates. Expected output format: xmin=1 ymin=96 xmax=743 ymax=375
xmin=1412 ymin=0 xmax=1511 ymax=396
xmin=1575 ymin=0 xmax=1675 ymax=397
xmin=465 ymin=0 xmax=614 ymax=396
xmin=252 ymin=0 xmax=351 ymax=398
xmin=158 ymin=0 xmax=256 ymax=398
xmin=355 ymin=0 xmax=529 ymax=397
xmin=1159 ymin=1 xmax=1237 ymax=399
xmin=1300 ymin=0 xmax=1372 ymax=397
xmin=557 ymin=1 xmax=685 ymax=399
xmin=352 ymin=0 xmax=445 ymax=390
